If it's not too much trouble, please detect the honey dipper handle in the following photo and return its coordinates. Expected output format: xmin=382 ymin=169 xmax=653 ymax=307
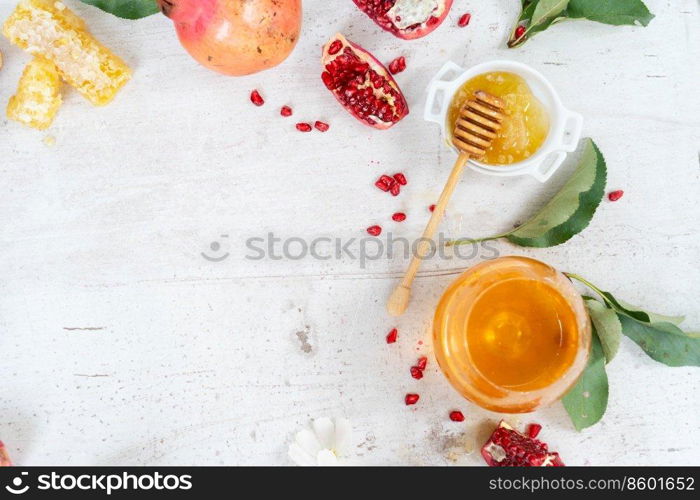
xmin=386 ymin=152 xmax=471 ymax=317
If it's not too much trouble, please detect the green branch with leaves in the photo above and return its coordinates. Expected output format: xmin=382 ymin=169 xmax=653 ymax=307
xmin=509 ymin=0 xmax=654 ymax=48
xmin=561 ymin=275 xmax=699 ymax=431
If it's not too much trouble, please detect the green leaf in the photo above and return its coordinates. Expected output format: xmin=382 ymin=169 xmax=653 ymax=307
xmin=532 ymin=0 xmax=570 ymax=27
xmin=509 ymin=1 xmax=569 ymax=48
xmin=601 ymin=293 xmax=685 ymax=326
xmin=562 ymin=331 xmax=608 ymax=431
xmin=617 ymin=315 xmax=700 ymax=367
xmin=585 ymin=299 xmax=621 ymax=363
xmin=505 ymin=138 xmax=607 ymax=247
xmin=449 ymin=138 xmax=606 ymax=248
xmin=567 ymin=0 xmax=654 ymax=26
xmin=508 ymin=0 xmax=653 ymax=47
xmin=80 ymin=0 xmax=160 ymax=19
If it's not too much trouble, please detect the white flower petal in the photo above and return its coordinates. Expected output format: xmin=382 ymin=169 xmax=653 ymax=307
xmin=333 ymin=418 xmax=352 ymax=455
xmin=288 ymin=443 xmax=316 ymax=466
xmin=316 ymin=449 xmax=338 ymax=466
xmin=312 ymin=417 xmax=335 ymax=450
xmin=295 ymin=428 xmax=323 ymax=455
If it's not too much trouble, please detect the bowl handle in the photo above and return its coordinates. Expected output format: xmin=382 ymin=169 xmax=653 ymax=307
xmin=424 ymin=61 xmax=463 ymax=124
xmin=531 ymin=151 xmax=567 ymax=183
xmin=559 ymin=110 xmax=584 ymax=152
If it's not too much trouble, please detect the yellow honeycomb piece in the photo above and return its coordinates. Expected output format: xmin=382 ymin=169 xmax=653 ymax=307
xmin=3 ymin=0 xmax=132 ymax=106
xmin=7 ymin=56 xmax=62 ymax=130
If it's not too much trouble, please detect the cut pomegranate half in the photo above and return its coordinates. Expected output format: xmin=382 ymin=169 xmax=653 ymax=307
xmin=352 ymin=0 xmax=454 ymax=40
xmin=481 ymin=421 xmax=565 ymax=467
xmin=321 ymin=33 xmax=409 ymax=130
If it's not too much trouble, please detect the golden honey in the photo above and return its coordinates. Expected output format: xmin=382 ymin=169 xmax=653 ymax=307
xmin=447 ymin=72 xmax=550 ymax=165
xmin=433 ymin=257 xmax=591 ymax=413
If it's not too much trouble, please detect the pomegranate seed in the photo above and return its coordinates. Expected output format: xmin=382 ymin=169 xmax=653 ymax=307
xmin=328 ymin=39 xmax=343 ymax=55
xmin=449 ymin=411 xmax=465 ymax=422
xmin=393 ymin=173 xmax=407 ymax=185
xmin=392 ymin=212 xmax=406 ymax=222
xmin=429 ymin=204 xmax=436 ymax=212
xmin=388 ymin=56 xmax=406 ymax=75
xmin=386 ymin=328 xmax=398 ymax=344
xmin=458 ymin=13 xmax=471 ymax=27
xmin=390 ymin=183 xmax=401 ymax=196
xmin=381 ymin=175 xmax=396 ymax=187
xmin=515 ymin=25 xmax=526 ymax=39
xmin=250 ymin=89 xmax=264 ymax=106
xmin=366 ymin=225 xmax=382 ymax=236
xmin=280 ymin=106 xmax=293 ymax=117
xmin=608 ymin=190 xmax=624 ymax=202
xmin=416 ymin=356 xmax=427 ymax=370
xmin=405 ymin=393 xmax=420 ymax=405
xmin=410 ymin=366 xmax=424 ymax=380
xmin=296 ymin=123 xmax=312 ymax=132
xmin=375 ymin=179 xmax=390 ymax=192
xmin=528 ymin=423 xmax=542 ymax=439
xmin=314 ymin=121 xmax=330 ymax=132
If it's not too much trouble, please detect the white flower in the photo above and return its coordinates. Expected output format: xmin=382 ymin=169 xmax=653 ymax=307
xmin=288 ymin=417 xmax=352 ymax=466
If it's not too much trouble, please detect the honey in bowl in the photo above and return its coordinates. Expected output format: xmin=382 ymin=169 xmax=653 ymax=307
xmin=433 ymin=257 xmax=591 ymax=413
xmin=447 ymin=72 xmax=550 ymax=165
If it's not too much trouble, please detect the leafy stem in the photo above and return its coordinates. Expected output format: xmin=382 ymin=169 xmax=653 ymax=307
xmin=565 ymin=272 xmax=607 ymax=300
xmin=449 ymin=138 xmax=607 ymax=249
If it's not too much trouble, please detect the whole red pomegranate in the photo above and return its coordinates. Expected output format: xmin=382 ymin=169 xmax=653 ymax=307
xmin=158 ymin=0 xmax=302 ymax=76
xmin=352 ymin=0 xmax=453 ymax=40
xmin=321 ymin=33 xmax=409 ymax=129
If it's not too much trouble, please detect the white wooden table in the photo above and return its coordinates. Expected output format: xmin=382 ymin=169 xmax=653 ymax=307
xmin=1 ymin=0 xmax=698 ymax=466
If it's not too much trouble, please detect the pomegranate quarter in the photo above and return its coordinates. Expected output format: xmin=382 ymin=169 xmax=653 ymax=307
xmin=352 ymin=0 xmax=454 ymax=40
xmin=321 ymin=34 xmax=409 ymax=129
xmin=482 ymin=421 xmax=564 ymax=467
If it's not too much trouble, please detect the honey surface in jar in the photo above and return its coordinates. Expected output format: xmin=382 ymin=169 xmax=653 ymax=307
xmin=447 ymin=72 xmax=550 ymax=165
xmin=465 ymin=278 xmax=579 ymax=391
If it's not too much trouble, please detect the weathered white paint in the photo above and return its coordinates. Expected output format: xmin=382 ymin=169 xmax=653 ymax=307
xmin=0 ymin=0 xmax=698 ymax=465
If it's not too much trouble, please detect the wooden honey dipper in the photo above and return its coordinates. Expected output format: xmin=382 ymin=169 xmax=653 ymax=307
xmin=387 ymin=90 xmax=506 ymax=316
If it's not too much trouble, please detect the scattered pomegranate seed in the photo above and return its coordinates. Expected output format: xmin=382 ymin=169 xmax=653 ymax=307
xmin=429 ymin=204 xmax=436 ymax=212
xmin=386 ymin=328 xmax=398 ymax=344
xmin=392 ymin=212 xmax=406 ymax=222
xmin=416 ymin=356 xmax=428 ymax=370
xmin=375 ymin=179 xmax=391 ymax=192
xmin=515 ymin=25 xmax=526 ymax=39
xmin=405 ymin=393 xmax=420 ymax=405
xmin=608 ymin=190 xmax=624 ymax=202
xmin=380 ymin=174 xmax=395 ymax=186
xmin=410 ymin=366 xmax=424 ymax=380
xmin=314 ymin=121 xmax=330 ymax=132
xmin=367 ymin=225 xmax=382 ymax=236
xmin=280 ymin=106 xmax=293 ymax=117
xmin=250 ymin=89 xmax=264 ymax=106
xmin=328 ymin=39 xmax=343 ymax=55
xmin=388 ymin=56 xmax=407 ymax=75
xmin=375 ymin=180 xmax=390 ymax=192
xmin=296 ymin=123 xmax=312 ymax=132
xmin=528 ymin=423 xmax=542 ymax=439
xmin=393 ymin=173 xmax=407 ymax=185
xmin=449 ymin=411 xmax=465 ymax=422
xmin=390 ymin=183 xmax=401 ymax=196
xmin=458 ymin=13 xmax=471 ymax=27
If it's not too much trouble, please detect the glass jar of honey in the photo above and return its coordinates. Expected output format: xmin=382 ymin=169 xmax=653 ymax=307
xmin=433 ymin=256 xmax=591 ymax=413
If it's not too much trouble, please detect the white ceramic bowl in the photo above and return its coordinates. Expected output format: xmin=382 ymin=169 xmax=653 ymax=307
xmin=424 ymin=60 xmax=583 ymax=182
